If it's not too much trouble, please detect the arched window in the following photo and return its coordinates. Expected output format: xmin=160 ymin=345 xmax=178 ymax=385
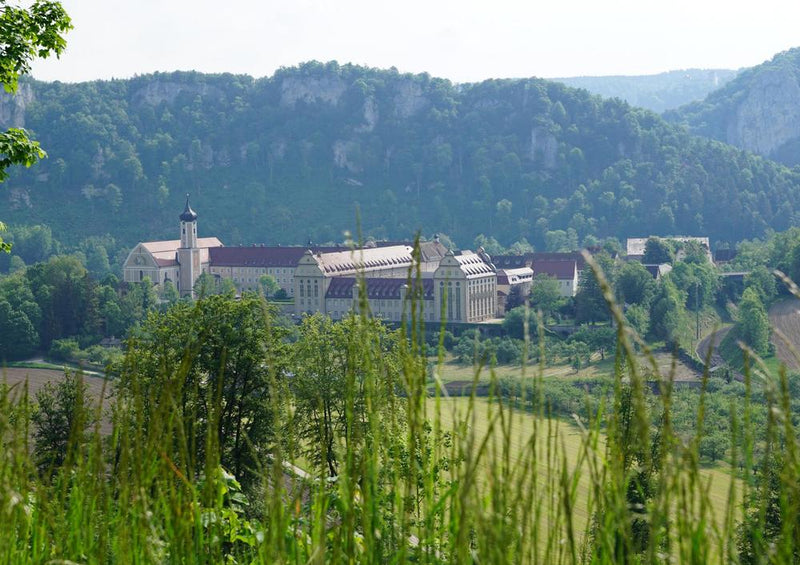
xmin=455 ymin=282 xmax=461 ymax=321
xmin=447 ymin=282 xmax=453 ymax=320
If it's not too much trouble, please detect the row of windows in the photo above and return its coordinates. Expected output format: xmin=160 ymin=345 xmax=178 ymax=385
xmin=330 ymin=310 xmax=435 ymax=322
xmin=468 ymin=277 xmax=496 ymax=294
xmin=440 ymin=281 xmax=462 ymax=321
xmin=210 ymin=267 xmax=292 ymax=276
xmin=469 ymin=295 xmax=494 ymax=320
xmin=298 ymin=278 xmax=319 ymax=298
xmin=208 ymin=270 xmax=292 ymax=287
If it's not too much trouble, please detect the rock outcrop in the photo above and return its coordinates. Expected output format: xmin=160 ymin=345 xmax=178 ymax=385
xmin=279 ymin=75 xmax=347 ymax=108
xmin=725 ymin=65 xmax=800 ymax=157
xmin=132 ymin=80 xmax=222 ymax=106
xmin=672 ymin=48 xmax=800 ymax=166
xmin=0 ymin=83 xmax=33 ymax=129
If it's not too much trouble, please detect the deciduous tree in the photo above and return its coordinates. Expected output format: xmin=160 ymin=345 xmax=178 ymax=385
xmin=258 ymin=274 xmax=279 ymax=298
xmin=642 ymin=237 xmax=674 ymax=264
xmin=616 ymin=261 xmax=656 ymax=306
xmin=290 ymin=313 xmax=402 ymax=477
xmin=529 ymin=273 xmax=564 ymax=322
xmin=0 ymin=1 xmax=71 ymax=252
xmin=648 ymin=278 xmax=687 ymax=346
xmin=738 ymin=287 xmax=770 ymax=355
xmin=121 ymin=295 xmax=287 ymax=484
xmin=575 ymin=252 xmax=616 ymax=324
xmin=32 ymin=370 xmax=97 ymax=474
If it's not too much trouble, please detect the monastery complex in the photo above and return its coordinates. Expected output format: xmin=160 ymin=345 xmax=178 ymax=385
xmin=122 ymin=197 xmax=655 ymax=324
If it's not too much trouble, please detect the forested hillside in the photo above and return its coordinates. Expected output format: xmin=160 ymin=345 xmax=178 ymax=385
xmin=3 ymin=62 xmax=800 ymax=251
xmin=554 ymin=68 xmax=737 ymax=113
xmin=667 ymin=48 xmax=800 ymax=166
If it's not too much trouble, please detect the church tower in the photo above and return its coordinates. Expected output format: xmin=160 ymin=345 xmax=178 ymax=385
xmin=180 ymin=193 xmax=198 ymax=248
xmin=178 ymin=194 xmax=201 ymax=297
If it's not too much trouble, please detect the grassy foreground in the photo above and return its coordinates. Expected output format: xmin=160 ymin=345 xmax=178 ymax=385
xmin=1 ymin=257 xmax=799 ymax=563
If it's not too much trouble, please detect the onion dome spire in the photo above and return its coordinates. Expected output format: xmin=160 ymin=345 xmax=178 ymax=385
xmin=179 ymin=193 xmax=198 ymax=222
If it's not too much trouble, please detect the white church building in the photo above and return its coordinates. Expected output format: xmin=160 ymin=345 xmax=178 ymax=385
xmin=122 ymin=195 xmax=222 ymax=297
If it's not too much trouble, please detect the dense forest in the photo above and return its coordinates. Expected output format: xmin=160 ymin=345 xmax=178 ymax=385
xmin=3 ymin=62 xmax=800 ymax=254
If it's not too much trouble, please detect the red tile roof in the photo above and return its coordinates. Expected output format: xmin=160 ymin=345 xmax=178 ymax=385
xmin=209 ymin=246 xmax=347 ymax=267
xmin=531 ymin=252 xmax=586 ymax=270
xmin=533 ymin=260 xmax=577 ymax=279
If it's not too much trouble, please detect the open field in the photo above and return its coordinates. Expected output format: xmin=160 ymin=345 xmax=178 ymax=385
xmin=647 ymin=350 xmax=703 ymax=381
xmin=427 ymin=396 xmax=598 ymax=536
xmin=2 ymin=367 xmax=111 ymax=400
xmin=434 ymin=355 xmax=614 ymax=384
xmin=435 ymin=348 xmax=701 ymax=387
xmin=769 ymin=298 xmax=800 ymax=371
xmin=2 ymin=367 xmax=114 ymax=434
xmin=717 ymin=299 xmax=798 ymax=375
xmin=427 ymin=396 xmax=739 ymax=549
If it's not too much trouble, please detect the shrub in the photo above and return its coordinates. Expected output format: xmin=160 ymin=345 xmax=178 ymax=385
xmin=48 ymin=338 xmax=81 ymax=362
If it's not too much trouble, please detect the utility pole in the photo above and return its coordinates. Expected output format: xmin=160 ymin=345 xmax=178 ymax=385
xmin=695 ymin=279 xmax=700 ymax=340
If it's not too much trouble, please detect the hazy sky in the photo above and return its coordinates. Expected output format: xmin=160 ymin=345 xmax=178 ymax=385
xmin=30 ymin=0 xmax=800 ymax=83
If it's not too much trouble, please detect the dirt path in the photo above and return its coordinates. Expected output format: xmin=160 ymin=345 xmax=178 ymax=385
xmin=648 ymin=351 xmax=703 ymax=381
xmin=696 ymin=325 xmax=733 ymax=370
xmin=769 ymin=298 xmax=800 ymax=372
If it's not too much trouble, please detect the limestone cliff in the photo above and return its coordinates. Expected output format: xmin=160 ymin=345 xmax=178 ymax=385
xmin=279 ymin=74 xmax=347 ymax=108
xmin=725 ymin=65 xmax=800 ymax=157
xmin=0 ymin=83 xmax=33 ymax=129
xmin=671 ymin=48 xmax=800 ymax=165
xmin=392 ymin=79 xmax=429 ymax=119
xmin=132 ymin=79 xmax=223 ymax=106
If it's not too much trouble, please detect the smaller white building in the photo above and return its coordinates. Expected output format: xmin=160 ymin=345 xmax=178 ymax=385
xmin=532 ymin=260 xmax=579 ymax=297
xmin=626 ymin=236 xmax=711 ymax=263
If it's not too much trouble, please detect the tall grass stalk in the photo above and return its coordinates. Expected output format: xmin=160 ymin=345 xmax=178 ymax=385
xmin=3 ymin=252 xmax=800 ymax=563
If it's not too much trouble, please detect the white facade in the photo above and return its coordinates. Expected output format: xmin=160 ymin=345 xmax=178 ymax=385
xmin=122 ymin=196 xmax=222 ymax=297
xmin=433 ymin=251 xmax=497 ymax=323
